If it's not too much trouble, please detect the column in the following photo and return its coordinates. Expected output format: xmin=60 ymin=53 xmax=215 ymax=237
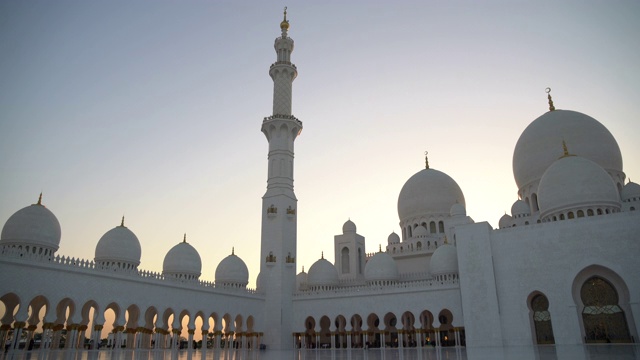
xmin=9 ymin=321 xmax=25 ymax=352
xmin=201 ymin=330 xmax=208 ymax=357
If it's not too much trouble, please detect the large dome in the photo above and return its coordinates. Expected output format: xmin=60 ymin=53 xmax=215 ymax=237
xmin=513 ymin=110 xmax=623 ymax=191
xmin=163 ymin=239 xmax=202 ymax=279
xmin=215 ymin=251 xmax=249 ymax=287
xmin=307 ymin=257 xmax=339 ymax=287
xmin=94 ymin=222 xmax=141 ymax=267
xmin=1 ymin=200 xmax=61 ymax=252
xmin=398 ymin=168 xmax=465 ymax=223
xmin=538 ymin=155 xmax=621 ymax=220
xmin=364 ymin=251 xmax=398 ymax=282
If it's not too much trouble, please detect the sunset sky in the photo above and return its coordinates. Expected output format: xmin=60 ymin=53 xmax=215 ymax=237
xmin=2 ymin=0 xmax=639 ymax=295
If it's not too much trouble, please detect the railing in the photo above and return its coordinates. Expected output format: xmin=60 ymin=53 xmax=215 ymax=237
xmin=0 ymin=247 xmax=257 ymax=295
xmin=262 ymin=114 xmax=303 ymax=127
xmin=294 ymin=277 xmax=459 ymax=298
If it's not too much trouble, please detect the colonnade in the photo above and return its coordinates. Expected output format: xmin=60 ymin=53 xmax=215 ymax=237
xmin=293 ymin=327 xmax=465 ymax=349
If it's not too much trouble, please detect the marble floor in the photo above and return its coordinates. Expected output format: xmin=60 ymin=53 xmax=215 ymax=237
xmin=1 ymin=345 xmax=639 ymax=360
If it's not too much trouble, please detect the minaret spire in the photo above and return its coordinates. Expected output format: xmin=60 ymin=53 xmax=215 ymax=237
xmin=260 ymin=10 xmax=302 ymax=350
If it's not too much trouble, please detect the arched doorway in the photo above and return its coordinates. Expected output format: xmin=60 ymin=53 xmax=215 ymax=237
xmin=581 ymin=276 xmax=631 ymax=343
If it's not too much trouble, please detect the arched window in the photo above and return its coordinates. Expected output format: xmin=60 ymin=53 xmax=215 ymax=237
xmin=438 ymin=221 xmax=445 ymax=233
xmin=581 ymin=276 xmax=631 ymax=343
xmin=531 ymin=294 xmax=555 ymax=344
xmin=568 ymin=212 xmax=575 ymax=219
xmin=577 ymin=210 xmax=584 ymax=218
xmin=587 ymin=209 xmax=594 ymax=216
xmin=341 ymin=247 xmax=350 ymax=274
xmin=559 ymin=214 xmax=565 ymax=220
xmin=430 ymin=222 xmax=436 ymax=234
xmin=416 ymin=242 xmax=422 ymax=250
xmin=631 ymin=207 xmax=636 ymax=211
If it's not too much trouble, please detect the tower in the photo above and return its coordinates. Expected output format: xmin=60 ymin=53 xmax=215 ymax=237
xmin=259 ymin=8 xmax=302 ymax=350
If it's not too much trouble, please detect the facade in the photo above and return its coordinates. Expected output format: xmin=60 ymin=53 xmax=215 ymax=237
xmin=1 ymin=12 xmax=639 ymax=353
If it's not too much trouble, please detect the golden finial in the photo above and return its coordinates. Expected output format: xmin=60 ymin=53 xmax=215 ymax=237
xmin=120 ymin=216 xmax=125 ymax=227
xmin=546 ymin=87 xmax=555 ymax=111
xmin=37 ymin=192 xmax=43 ymax=206
xmin=232 ymin=247 xmax=235 ymax=255
xmin=280 ymin=6 xmax=290 ymax=31
xmin=560 ymin=139 xmax=575 ymax=158
xmin=425 ymin=151 xmax=430 ymax=169
xmin=183 ymin=233 xmax=186 ymax=243
xmin=321 ymin=251 xmax=324 ymax=259
xmin=302 ymin=266 xmax=305 ymax=273
xmin=444 ymin=235 xmax=449 ymax=244
xmin=379 ymin=244 xmax=382 ymax=253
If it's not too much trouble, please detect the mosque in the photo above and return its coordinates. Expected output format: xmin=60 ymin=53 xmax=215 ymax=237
xmin=1 ymin=10 xmax=639 ymax=353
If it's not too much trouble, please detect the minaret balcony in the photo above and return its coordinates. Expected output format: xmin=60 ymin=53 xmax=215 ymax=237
xmin=263 ymin=114 xmax=303 ymax=127
xmin=270 ymin=61 xmax=297 ymax=69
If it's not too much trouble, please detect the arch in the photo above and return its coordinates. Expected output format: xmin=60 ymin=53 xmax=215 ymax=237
xmin=341 ymin=247 xmax=350 ymax=274
xmin=429 ymin=222 xmax=436 ymax=234
xmin=381 ymin=312 xmax=397 ymax=348
xmin=438 ymin=221 xmax=445 ymax=233
xmin=572 ymin=265 xmax=634 ymax=343
xmin=527 ymin=291 xmax=555 ymax=344
xmin=319 ymin=316 xmax=331 ymax=348
xmin=437 ymin=309 xmax=454 ymax=346
xmin=333 ymin=315 xmax=347 ymax=348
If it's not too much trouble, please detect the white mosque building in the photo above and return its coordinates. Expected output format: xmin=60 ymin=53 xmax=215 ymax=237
xmin=1 ymin=11 xmax=639 ymax=353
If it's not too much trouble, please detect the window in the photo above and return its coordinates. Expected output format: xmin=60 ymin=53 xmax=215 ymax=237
xmin=581 ymin=276 xmax=631 ymax=343
xmin=531 ymin=294 xmax=555 ymax=344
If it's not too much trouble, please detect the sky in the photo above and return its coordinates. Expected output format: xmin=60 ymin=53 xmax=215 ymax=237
xmin=1 ymin=1 xmax=640 ymax=292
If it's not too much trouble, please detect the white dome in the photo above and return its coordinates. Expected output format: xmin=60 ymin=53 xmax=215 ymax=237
xmin=430 ymin=243 xmax=458 ymax=276
xmin=307 ymin=258 xmax=339 ymax=287
xmin=342 ymin=219 xmax=356 ymax=233
xmin=364 ymin=252 xmax=398 ymax=282
xmin=621 ymin=182 xmax=640 ymax=202
xmin=450 ymin=203 xmax=466 ymax=217
xmin=162 ymin=240 xmax=202 ymax=278
xmin=295 ymin=269 xmax=308 ymax=290
xmin=256 ymin=272 xmax=264 ymax=292
xmin=513 ymin=110 xmax=623 ymax=191
xmin=1 ymin=202 xmax=61 ymax=251
xmin=499 ymin=214 xmax=513 ymax=229
xmin=413 ymin=225 xmax=428 ymax=237
xmin=538 ymin=155 xmax=620 ymax=219
xmin=215 ymin=252 xmax=249 ymax=287
xmin=511 ymin=200 xmax=530 ymax=217
xmin=94 ymin=224 xmax=141 ymax=266
xmin=387 ymin=232 xmax=400 ymax=245
xmin=398 ymin=168 xmax=465 ymax=223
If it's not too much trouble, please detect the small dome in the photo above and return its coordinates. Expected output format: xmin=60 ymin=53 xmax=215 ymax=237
xmin=296 ymin=269 xmax=308 ymax=291
xmin=307 ymin=258 xmax=339 ymax=287
xmin=430 ymin=243 xmax=458 ymax=276
xmin=342 ymin=219 xmax=356 ymax=233
xmin=387 ymin=232 xmax=400 ymax=245
xmin=256 ymin=272 xmax=264 ymax=292
xmin=499 ymin=214 xmax=513 ymax=229
xmin=511 ymin=200 xmax=530 ymax=217
xmin=95 ymin=223 xmax=141 ymax=267
xmin=450 ymin=203 xmax=466 ymax=217
xmin=413 ymin=225 xmax=428 ymax=238
xmin=215 ymin=251 xmax=249 ymax=287
xmin=364 ymin=252 xmax=398 ymax=282
xmin=1 ymin=201 xmax=61 ymax=252
xmin=398 ymin=168 xmax=465 ymax=223
xmin=513 ymin=110 xmax=623 ymax=191
xmin=162 ymin=240 xmax=202 ymax=278
xmin=538 ymin=155 xmax=620 ymax=219
xmin=621 ymin=182 xmax=640 ymax=202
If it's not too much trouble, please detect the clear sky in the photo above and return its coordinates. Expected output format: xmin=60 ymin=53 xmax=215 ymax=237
xmin=1 ymin=1 xmax=639 ymax=291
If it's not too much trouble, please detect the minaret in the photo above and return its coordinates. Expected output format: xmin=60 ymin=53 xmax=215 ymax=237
xmin=259 ymin=7 xmax=302 ymax=350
